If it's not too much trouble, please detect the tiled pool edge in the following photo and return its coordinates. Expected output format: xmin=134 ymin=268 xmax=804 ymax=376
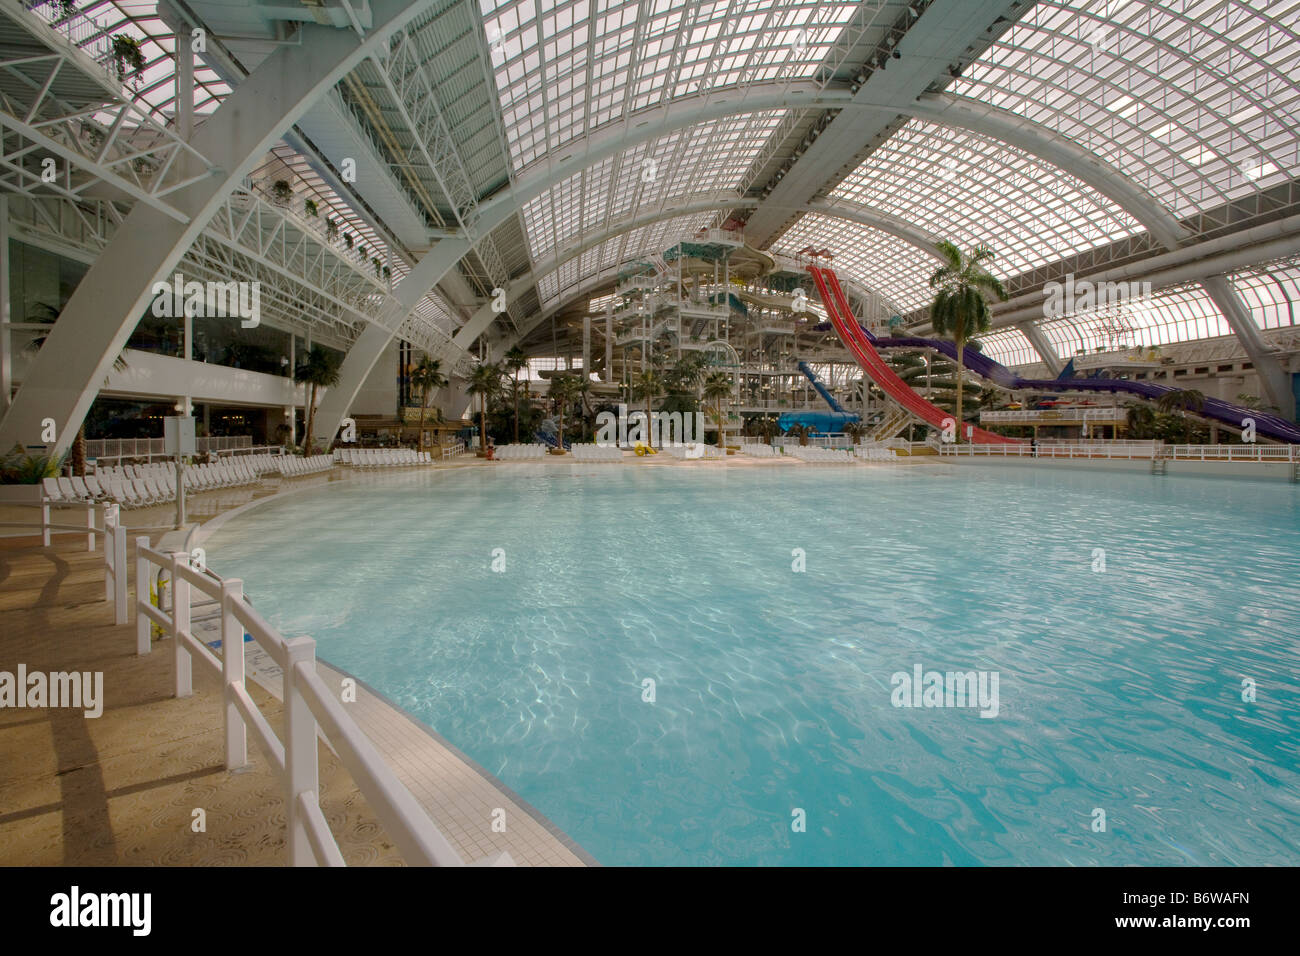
xmin=317 ymin=660 xmax=600 ymax=868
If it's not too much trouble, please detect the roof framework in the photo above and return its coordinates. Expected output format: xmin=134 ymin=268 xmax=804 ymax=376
xmin=4 ymin=0 xmax=1300 ymax=425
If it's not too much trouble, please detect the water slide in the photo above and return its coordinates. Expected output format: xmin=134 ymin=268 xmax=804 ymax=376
xmin=808 ymin=266 xmax=1020 ymax=444
xmin=833 ymin=330 xmax=1300 ymax=445
xmin=796 ymin=360 xmax=848 ymax=413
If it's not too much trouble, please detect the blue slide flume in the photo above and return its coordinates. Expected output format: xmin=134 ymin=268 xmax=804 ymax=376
xmin=796 ymin=360 xmax=847 ymax=412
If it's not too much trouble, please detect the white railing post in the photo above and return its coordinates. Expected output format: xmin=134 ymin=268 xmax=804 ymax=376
xmin=86 ymin=503 xmax=96 ymax=552
xmin=42 ymin=499 xmax=51 ymax=547
xmin=103 ymin=508 xmax=114 ymax=604
xmin=221 ymin=578 xmax=248 ymax=770
xmin=135 ymin=537 xmax=152 ymax=655
xmin=283 ymin=635 xmax=320 ymax=866
xmin=170 ymin=551 xmax=192 ymax=698
xmin=113 ymin=523 xmax=127 ymax=626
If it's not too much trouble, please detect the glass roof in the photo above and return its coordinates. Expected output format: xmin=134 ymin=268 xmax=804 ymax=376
xmin=946 ymin=0 xmax=1300 ymax=223
xmin=522 ymin=109 xmax=785 ymax=290
xmin=479 ymin=0 xmax=864 ymax=171
xmin=769 ymin=119 xmax=1147 ymax=309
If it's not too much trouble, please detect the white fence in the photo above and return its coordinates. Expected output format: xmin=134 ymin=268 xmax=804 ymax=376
xmin=940 ymin=442 xmax=1296 ymax=461
xmin=442 ymin=441 xmax=467 ymax=460
xmin=132 ymin=542 xmax=504 ymax=867
xmin=979 ymin=408 xmax=1125 ymax=423
xmin=0 ymin=500 xmax=128 ymax=622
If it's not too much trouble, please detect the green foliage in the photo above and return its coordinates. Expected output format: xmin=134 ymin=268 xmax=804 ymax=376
xmin=303 ymin=199 xmax=318 ymax=217
xmin=927 ymin=241 xmax=1008 ymax=439
xmin=1 ymin=445 xmax=61 ymax=484
xmin=110 ymin=35 xmax=145 ymax=85
xmin=295 ymin=345 xmax=343 ymax=454
xmin=271 ymin=179 xmax=293 ymax=204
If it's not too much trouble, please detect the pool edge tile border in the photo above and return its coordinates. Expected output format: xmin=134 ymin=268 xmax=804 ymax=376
xmin=318 ymin=659 xmax=601 ymax=868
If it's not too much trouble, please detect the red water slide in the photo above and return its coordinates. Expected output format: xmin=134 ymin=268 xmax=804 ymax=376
xmin=808 ymin=265 xmax=1021 ymax=445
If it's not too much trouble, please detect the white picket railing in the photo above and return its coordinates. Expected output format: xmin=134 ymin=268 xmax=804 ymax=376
xmin=0 ymin=500 xmax=127 ymax=622
xmin=442 ymin=441 xmax=467 ymax=460
xmin=940 ymin=442 xmax=1296 ymax=461
xmin=132 ymin=542 xmax=504 ymax=867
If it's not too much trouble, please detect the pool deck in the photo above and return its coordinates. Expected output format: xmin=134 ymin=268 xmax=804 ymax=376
xmin=0 ymin=449 xmax=922 ymax=867
xmin=0 ymin=467 xmax=591 ymax=866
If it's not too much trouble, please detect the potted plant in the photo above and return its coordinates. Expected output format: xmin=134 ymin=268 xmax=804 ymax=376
xmin=110 ymin=35 xmax=146 ymax=86
xmin=303 ymin=198 xmax=318 ymax=217
xmin=271 ymin=180 xmax=293 ymax=205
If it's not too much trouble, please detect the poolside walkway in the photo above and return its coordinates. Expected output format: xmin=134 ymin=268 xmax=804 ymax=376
xmin=0 ymin=466 xmax=588 ymax=867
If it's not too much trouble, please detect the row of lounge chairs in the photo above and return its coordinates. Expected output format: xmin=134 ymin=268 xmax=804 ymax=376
xmin=494 ymin=444 xmax=548 ymax=460
xmin=782 ymin=446 xmax=855 ymax=463
xmin=659 ymin=444 xmax=725 ymax=459
xmin=277 ymin=455 xmax=335 ymax=477
xmin=568 ymin=444 xmax=623 ymax=462
xmin=99 ymin=459 xmax=261 ymax=490
xmin=336 ymin=448 xmax=433 ymax=468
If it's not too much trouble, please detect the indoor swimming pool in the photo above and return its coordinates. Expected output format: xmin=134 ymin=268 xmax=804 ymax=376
xmin=206 ymin=465 xmax=1300 ymax=866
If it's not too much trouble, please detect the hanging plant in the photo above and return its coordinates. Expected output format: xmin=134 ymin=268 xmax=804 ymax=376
xmin=358 ymin=245 xmax=367 ymax=260
xmin=110 ymin=35 xmax=146 ymax=86
xmin=382 ymin=265 xmax=391 ymax=279
xmin=343 ymin=233 xmax=353 ymax=249
xmin=303 ymin=198 xmax=318 ymax=217
xmin=271 ymin=179 xmax=293 ymax=204
xmin=372 ymin=257 xmax=382 ymax=277
xmin=325 ymin=218 xmax=338 ymax=240
xmin=59 ymin=0 xmax=78 ymax=21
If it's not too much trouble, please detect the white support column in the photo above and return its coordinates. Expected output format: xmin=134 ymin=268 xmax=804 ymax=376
xmin=176 ymin=32 xmax=194 ymax=141
xmin=0 ymin=197 xmax=10 ymax=415
xmin=1016 ymin=320 xmax=1063 ymax=376
xmin=582 ymin=314 xmax=590 ymax=379
xmin=605 ymin=306 xmax=613 ymax=384
xmin=1201 ymin=275 xmax=1295 ymax=420
xmin=0 ymin=0 xmax=442 ymax=459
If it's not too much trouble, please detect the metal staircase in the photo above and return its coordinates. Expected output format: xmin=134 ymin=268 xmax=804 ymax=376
xmin=869 ymin=405 xmax=911 ymax=442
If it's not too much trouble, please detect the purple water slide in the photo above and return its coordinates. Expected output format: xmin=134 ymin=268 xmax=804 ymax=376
xmin=814 ymin=323 xmax=1300 ymax=443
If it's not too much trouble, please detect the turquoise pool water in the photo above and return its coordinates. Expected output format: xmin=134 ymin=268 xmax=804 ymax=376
xmin=207 ymin=464 xmax=1300 ymax=866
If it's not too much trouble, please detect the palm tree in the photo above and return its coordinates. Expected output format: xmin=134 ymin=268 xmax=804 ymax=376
xmin=295 ymin=345 xmax=342 ymax=455
xmin=1157 ymin=388 xmax=1205 ymax=416
xmin=549 ymin=372 xmax=581 ymax=452
xmin=633 ymin=369 xmax=663 ymax=448
xmin=572 ymin=374 xmax=594 ymax=441
xmin=26 ymin=303 xmax=127 ymax=475
xmin=1124 ymin=401 xmax=1156 ymax=439
xmin=702 ymin=371 xmax=731 ymax=450
xmin=843 ymin=420 xmax=868 ymax=445
xmin=466 ymin=362 xmax=504 ymax=454
xmin=408 ymin=355 xmax=448 ymax=454
xmin=785 ymin=423 xmax=812 ymax=447
xmin=927 ymin=241 xmax=1007 ymax=440
xmin=503 ymin=345 xmax=529 ymax=443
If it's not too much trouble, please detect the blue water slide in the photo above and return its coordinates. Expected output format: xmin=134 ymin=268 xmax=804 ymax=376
xmin=796 ymin=360 xmax=849 ymax=413
xmin=812 ymin=322 xmax=1300 ymax=443
xmin=534 ymin=429 xmax=571 ymax=450
xmin=777 ymin=411 xmax=861 ymax=434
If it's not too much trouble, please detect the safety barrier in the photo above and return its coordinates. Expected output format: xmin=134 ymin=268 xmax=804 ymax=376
xmin=132 ymin=542 xmax=509 ymax=867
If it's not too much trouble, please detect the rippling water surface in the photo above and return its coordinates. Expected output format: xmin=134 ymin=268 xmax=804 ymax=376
xmin=208 ymin=463 xmax=1300 ymax=865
